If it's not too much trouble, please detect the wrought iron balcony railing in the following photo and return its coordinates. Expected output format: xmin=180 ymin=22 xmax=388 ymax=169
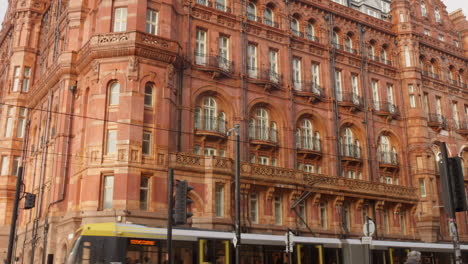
xmin=375 ymin=101 xmax=400 ymax=116
xmin=247 ymin=13 xmax=261 ymax=22
xmin=293 ymin=81 xmax=325 ymax=98
xmin=297 ymin=136 xmax=321 ymax=152
xmin=194 ymin=52 xmax=235 ymax=74
xmin=427 ymin=113 xmax=448 ymax=129
xmin=249 ymin=125 xmax=278 ymax=143
xmin=194 ymin=115 xmax=227 ymax=134
xmin=264 ymin=18 xmax=279 ymax=28
xmin=306 ymin=34 xmax=320 ymax=42
xmin=378 ymin=151 xmax=399 ymax=165
xmin=248 ymin=67 xmax=283 ymax=85
xmin=341 ymin=144 xmax=362 ymax=159
xmin=332 ymin=42 xmax=343 ymax=50
xmin=345 ymin=46 xmax=358 ymax=54
xmin=337 ymin=91 xmax=364 ymax=108
xmin=196 ymin=0 xmax=232 ymax=13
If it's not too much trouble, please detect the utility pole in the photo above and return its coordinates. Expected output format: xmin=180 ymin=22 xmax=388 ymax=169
xmin=5 ymin=167 xmax=24 ymax=264
xmin=227 ymin=124 xmax=241 ymax=264
xmin=439 ymin=142 xmax=465 ymax=264
xmin=167 ymin=168 xmax=174 ymax=264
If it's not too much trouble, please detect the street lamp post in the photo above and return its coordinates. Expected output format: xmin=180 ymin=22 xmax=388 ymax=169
xmin=227 ymin=124 xmax=241 ymax=264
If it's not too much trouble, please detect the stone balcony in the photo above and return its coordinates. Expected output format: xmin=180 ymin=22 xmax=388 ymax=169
xmin=169 ymin=153 xmax=418 ymax=203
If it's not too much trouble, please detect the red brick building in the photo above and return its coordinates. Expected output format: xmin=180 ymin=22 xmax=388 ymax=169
xmin=0 ymin=0 xmax=467 ymax=262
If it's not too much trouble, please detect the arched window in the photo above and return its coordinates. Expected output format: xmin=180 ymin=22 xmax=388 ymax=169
xmin=306 ymin=23 xmax=315 ymax=40
xmin=342 ymin=128 xmax=354 ymax=156
xmin=421 ymin=2 xmax=427 ymax=17
xmin=109 ymin=82 xmax=120 ymax=105
xmin=270 ymin=122 xmax=277 ymax=142
xmin=345 ymin=36 xmax=353 ymax=52
xmin=369 ymin=44 xmax=375 ymax=58
xmin=332 ymin=31 xmax=339 ymax=45
xmin=257 ymin=108 xmax=269 ymax=140
xmin=144 ymin=83 xmax=154 ymax=107
xmin=291 ymin=18 xmax=300 ymax=36
xmin=264 ymin=8 xmax=274 ymax=26
xmin=194 ymin=107 xmax=201 ymax=129
xmin=247 ymin=3 xmax=256 ymax=21
xmin=204 ymin=97 xmax=217 ymax=131
xmin=314 ymin=131 xmax=321 ymax=151
xmin=381 ymin=47 xmax=387 ymax=62
xmin=302 ymin=119 xmax=313 ymax=150
xmin=435 ymin=8 xmax=441 ymax=23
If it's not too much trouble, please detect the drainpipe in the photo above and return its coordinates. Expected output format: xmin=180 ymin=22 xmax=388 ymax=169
xmin=326 ymin=13 xmax=342 ymax=178
xmin=41 ymin=82 xmax=76 ymax=264
xmin=29 ymin=90 xmax=53 ymax=264
xmin=358 ymin=24 xmax=375 ymax=183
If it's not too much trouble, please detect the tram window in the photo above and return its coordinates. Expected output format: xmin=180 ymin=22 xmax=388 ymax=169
xmin=126 ymin=242 xmax=158 ymax=264
xmin=82 ymin=242 xmax=91 ymax=264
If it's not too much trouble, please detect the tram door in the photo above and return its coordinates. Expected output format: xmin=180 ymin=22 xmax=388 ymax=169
xmin=388 ymin=248 xmax=409 ymax=264
xmin=198 ymin=239 xmax=231 ymax=264
xmin=295 ymin=244 xmax=323 ymax=264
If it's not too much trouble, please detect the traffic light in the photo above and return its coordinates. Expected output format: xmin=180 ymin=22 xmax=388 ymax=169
xmin=24 ymin=193 xmax=36 ymax=209
xmin=174 ymin=180 xmax=193 ymax=225
xmin=447 ymin=157 xmax=468 ymax=212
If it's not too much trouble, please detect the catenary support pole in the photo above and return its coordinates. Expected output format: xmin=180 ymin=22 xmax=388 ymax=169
xmin=5 ymin=166 xmax=24 ymax=264
xmin=234 ymin=124 xmax=241 ymax=264
xmin=167 ymin=168 xmax=174 ymax=264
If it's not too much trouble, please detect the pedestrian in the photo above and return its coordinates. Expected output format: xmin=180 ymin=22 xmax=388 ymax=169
xmin=405 ymin=250 xmax=422 ymax=264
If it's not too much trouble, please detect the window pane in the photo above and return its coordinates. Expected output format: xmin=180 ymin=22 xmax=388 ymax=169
xmin=109 ymin=83 xmax=120 ymax=105
xmin=103 ymin=176 xmax=114 ymax=209
xmin=142 ymin=132 xmax=152 ymax=155
xmin=140 ymin=177 xmax=150 ymax=210
xmin=215 ymin=185 xmax=224 ymax=217
xmin=144 ymin=84 xmax=153 ymax=107
xmin=106 ymin=130 xmax=117 ymax=154
xmin=1 ymin=156 xmax=9 ymax=175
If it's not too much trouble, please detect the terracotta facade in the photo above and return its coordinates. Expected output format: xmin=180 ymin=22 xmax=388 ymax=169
xmin=0 ymin=0 xmax=467 ymax=262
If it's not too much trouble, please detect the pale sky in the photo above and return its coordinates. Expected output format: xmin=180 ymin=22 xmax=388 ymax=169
xmin=0 ymin=0 xmax=466 ymax=30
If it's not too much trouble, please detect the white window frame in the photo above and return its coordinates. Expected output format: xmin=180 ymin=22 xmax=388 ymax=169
xmin=195 ymin=29 xmax=207 ymax=65
xmin=106 ymin=130 xmax=117 ymax=154
xmin=109 ymin=82 xmax=120 ymax=106
xmin=113 ymin=7 xmax=128 ymax=32
xmin=387 ymin=84 xmax=395 ymax=113
xmin=215 ymin=184 xmax=224 ymax=217
xmin=320 ymin=202 xmax=327 ymax=229
xmin=335 ymin=70 xmax=342 ymax=101
xmin=351 ymin=74 xmax=359 ymax=105
xmin=269 ymin=49 xmax=278 ymax=83
xmin=12 ymin=67 xmax=20 ymax=92
xmin=17 ymin=107 xmax=27 ymax=138
xmin=274 ymin=195 xmax=282 ymax=225
xmin=452 ymin=102 xmax=459 ymax=128
xmin=144 ymin=84 xmax=154 ymax=107
xmin=372 ymin=80 xmax=380 ymax=110
xmin=409 ymin=85 xmax=416 ymax=108
xmin=218 ymin=36 xmax=229 ymax=70
xmin=22 ymin=67 xmax=31 ymax=92
xmin=12 ymin=156 xmax=20 ymax=176
xmin=259 ymin=156 xmax=269 ymax=165
xmin=247 ymin=44 xmax=257 ymax=78
xmin=1 ymin=156 xmax=9 ymax=176
xmin=146 ymin=9 xmax=159 ymax=35
xmin=404 ymin=46 xmax=411 ymax=67
xmin=419 ymin=178 xmax=427 ymax=197
xmin=142 ymin=131 xmax=152 ymax=155
xmin=103 ymin=175 xmax=114 ymax=210
xmin=250 ymin=193 xmax=258 ymax=223
xmin=292 ymin=58 xmax=302 ymax=90
xmin=204 ymin=147 xmax=217 ymax=156
xmin=435 ymin=8 xmax=441 ymax=23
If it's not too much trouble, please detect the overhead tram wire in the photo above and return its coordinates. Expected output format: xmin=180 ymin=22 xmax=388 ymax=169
xmin=0 ymin=101 xmax=431 ymax=174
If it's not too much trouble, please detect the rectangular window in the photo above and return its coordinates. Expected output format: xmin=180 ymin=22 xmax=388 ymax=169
xmin=271 ymin=158 xmax=277 ymax=167
xmin=142 ymin=131 xmax=152 ymax=155
xmin=204 ymin=147 xmax=216 ymax=156
xmin=250 ymin=193 xmax=258 ymax=223
xmin=304 ymin=164 xmax=314 ymax=173
xmin=384 ymin=210 xmax=390 ymax=233
xmin=404 ymin=46 xmax=411 ymax=67
xmin=452 ymin=102 xmax=459 ymax=128
xmin=299 ymin=201 xmax=306 ymax=227
xmin=1 ymin=156 xmax=9 ymax=175
xmin=22 ymin=67 xmax=31 ymax=92
xmin=400 ymin=212 xmax=406 ymax=235
xmin=218 ymin=36 xmax=229 ymax=70
xmin=106 ymin=130 xmax=117 ymax=154
xmin=343 ymin=205 xmax=350 ymax=230
xmin=259 ymin=156 xmax=269 ymax=165
xmin=419 ymin=178 xmax=427 ymax=197
xmin=103 ymin=175 xmax=114 ymax=210
xmin=247 ymin=44 xmax=257 ymax=78
xmin=347 ymin=170 xmax=356 ymax=179
xmin=145 ymin=9 xmax=159 ymax=35
xmin=140 ymin=176 xmax=150 ymax=210
xmin=335 ymin=70 xmax=342 ymax=101
xmin=5 ymin=107 xmax=14 ymax=137
xmin=399 ymin=13 xmax=405 ymax=22
xmin=423 ymin=93 xmax=429 ymax=114
xmin=372 ymin=80 xmax=380 ymax=110
xmin=219 ymin=149 xmax=225 ymax=157
xmin=409 ymin=85 xmax=416 ymax=108
xmin=195 ymin=30 xmax=207 ymax=65
xmin=274 ymin=195 xmax=282 ymax=225
xmin=435 ymin=96 xmax=442 ymax=116
xmin=269 ymin=49 xmax=278 ymax=82
xmin=311 ymin=63 xmax=320 ymax=86
xmin=424 ymin=29 xmax=430 ymax=36
xmin=320 ymin=202 xmax=327 ymax=229
xmin=17 ymin=107 xmax=27 ymax=138
xmin=194 ymin=145 xmax=201 ymax=155
xmin=387 ymin=84 xmax=395 ymax=112
xmin=12 ymin=156 xmax=20 ymax=176
xmin=292 ymin=58 xmax=302 ymax=90
xmin=438 ymin=35 xmax=444 ymax=41
xmin=12 ymin=67 xmax=20 ymax=92
xmin=113 ymin=7 xmax=128 ymax=32
xmin=215 ymin=184 xmax=224 ymax=217
xmin=351 ymin=74 xmax=359 ymax=104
